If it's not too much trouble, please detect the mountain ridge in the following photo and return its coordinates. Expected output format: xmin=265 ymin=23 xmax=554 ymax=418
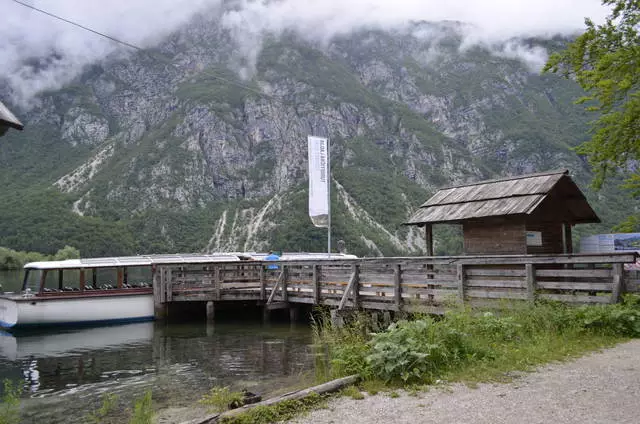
xmin=0 ymin=19 xmax=636 ymax=257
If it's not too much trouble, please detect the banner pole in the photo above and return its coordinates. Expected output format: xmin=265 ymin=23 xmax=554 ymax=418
xmin=327 ymin=137 xmax=331 ymax=258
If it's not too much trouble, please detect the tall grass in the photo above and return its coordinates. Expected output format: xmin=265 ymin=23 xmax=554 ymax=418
xmin=0 ymin=380 xmax=21 ymax=424
xmin=86 ymin=390 xmax=154 ymax=424
xmin=313 ymin=296 xmax=640 ymax=385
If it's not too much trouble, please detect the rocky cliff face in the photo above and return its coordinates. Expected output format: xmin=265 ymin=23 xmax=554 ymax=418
xmin=0 ymin=17 xmax=634 ymax=257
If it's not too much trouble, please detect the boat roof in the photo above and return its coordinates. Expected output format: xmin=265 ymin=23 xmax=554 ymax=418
xmin=24 ymin=252 xmax=359 ymax=270
xmin=24 ymin=253 xmax=249 ymax=270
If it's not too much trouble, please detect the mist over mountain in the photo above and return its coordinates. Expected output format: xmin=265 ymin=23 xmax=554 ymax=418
xmin=1 ymin=1 xmax=635 ymax=257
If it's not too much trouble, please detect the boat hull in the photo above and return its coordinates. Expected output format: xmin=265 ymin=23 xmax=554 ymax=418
xmin=0 ymin=292 xmax=154 ymax=329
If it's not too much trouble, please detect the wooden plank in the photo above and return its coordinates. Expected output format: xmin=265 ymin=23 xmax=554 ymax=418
xmin=403 ymin=281 xmax=459 ymax=289
xmin=360 ymin=275 xmax=397 ymax=284
xmin=536 ymin=281 xmax=611 ymax=291
xmin=535 ymin=269 xmax=612 ymax=278
xmin=611 ymin=263 xmax=624 ymax=304
xmin=394 ymin=264 xmax=402 ymax=310
xmin=526 ymin=263 xmax=536 ymax=302
xmin=538 ymin=293 xmax=610 ymax=304
xmin=465 ymin=280 xmax=527 ymax=289
xmin=400 ymin=287 xmax=457 ymax=297
xmin=401 ymin=274 xmax=456 ymax=284
xmin=287 ymin=296 xmax=315 ymax=305
xmin=400 ymin=292 xmax=457 ymax=303
xmin=465 ymin=289 xmax=528 ymax=300
xmin=359 ymin=300 xmax=401 ymax=312
xmin=313 ymin=265 xmax=319 ymax=305
xmin=465 ymin=268 xmax=526 ymax=277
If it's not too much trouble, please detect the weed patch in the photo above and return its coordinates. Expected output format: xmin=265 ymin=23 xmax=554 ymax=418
xmin=340 ymin=385 xmax=365 ymax=400
xmin=0 ymin=380 xmax=21 ymax=424
xmin=199 ymin=387 xmax=245 ymax=413
xmin=220 ymin=392 xmax=327 ymax=424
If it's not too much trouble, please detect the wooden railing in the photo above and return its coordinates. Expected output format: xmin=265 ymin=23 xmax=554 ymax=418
xmin=154 ymin=253 xmax=639 ymax=313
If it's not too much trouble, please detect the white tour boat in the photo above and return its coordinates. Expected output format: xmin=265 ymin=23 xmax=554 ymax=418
xmin=0 ymin=253 xmax=246 ymax=329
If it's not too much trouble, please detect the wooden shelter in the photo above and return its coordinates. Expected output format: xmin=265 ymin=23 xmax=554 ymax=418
xmin=0 ymin=100 xmax=23 ymax=137
xmin=405 ymin=170 xmax=600 ymax=255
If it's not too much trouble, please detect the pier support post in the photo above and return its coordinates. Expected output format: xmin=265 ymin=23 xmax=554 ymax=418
xmin=289 ymin=305 xmax=299 ymax=323
xmin=262 ymin=306 xmax=271 ymax=324
xmin=330 ymin=309 xmax=344 ymax=328
xmin=206 ymin=301 xmax=215 ymax=323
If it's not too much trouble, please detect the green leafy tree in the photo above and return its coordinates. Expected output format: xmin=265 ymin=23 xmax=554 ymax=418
xmin=544 ymin=0 xmax=639 ymax=194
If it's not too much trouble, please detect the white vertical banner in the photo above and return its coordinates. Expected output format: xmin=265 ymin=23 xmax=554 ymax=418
xmin=308 ymin=136 xmax=329 ymax=228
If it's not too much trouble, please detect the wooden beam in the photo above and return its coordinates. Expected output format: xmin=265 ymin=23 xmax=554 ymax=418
xmin=526 ymin=263 xmax=536 ymax=302
xmin=267 ymin=271 xmax=285 ymax=305
xmin=259 ymin=266 xmax=266 ymax=301
xmin=215 ymin=266 xmax=221 ymax=301
xmin=394 ymin=264 xmax=402 ymax=310
xmin=611 ymin=263 xmax=625 ymax=303
xmin=425 ymin=224 xmax=434 ymax=256
xmin=312 ymin=265 xmax=320 ymax=305
xmin=456 ymin=264 xmax=465 ymax=304
xmin=160 ymin=267 xmax=166 ymax=303
xmin=117 ymin=267 xmax=124 ymax=289
xmin=563 ymin=223 xmax=573 ymax=254
xmin=58 ymin=269 xmax=63 ymax=290
xmin=338 ymin=265 xmax=359 ymax=310
xmin=166 ymin=269 xmax=173 ymax=302
xmin=282 ymin=266 xmax=289 ymax=303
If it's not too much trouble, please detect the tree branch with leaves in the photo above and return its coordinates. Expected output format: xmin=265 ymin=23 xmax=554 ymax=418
xmin=544 ymin=0 xmax=639 ymax=197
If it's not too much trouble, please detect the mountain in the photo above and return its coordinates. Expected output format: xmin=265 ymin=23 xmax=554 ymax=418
xmin=0 ymin=17 xmax=636 ymax=257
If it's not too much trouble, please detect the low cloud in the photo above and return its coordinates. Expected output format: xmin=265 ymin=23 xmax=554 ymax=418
xmin=1 ymin=0 xmax=609 ymax=107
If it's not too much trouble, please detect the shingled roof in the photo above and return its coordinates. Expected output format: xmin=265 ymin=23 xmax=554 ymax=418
xmin=406 ymin=169 xmax=600 ymax=225
xmin=0 ymin=100 xmax=23 ymax=136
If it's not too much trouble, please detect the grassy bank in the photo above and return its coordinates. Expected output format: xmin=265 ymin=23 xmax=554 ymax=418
xmin=198 ymin=297 xmax=640 ymax=424
xmin=313 ymin=297 xmax=640 ymax=386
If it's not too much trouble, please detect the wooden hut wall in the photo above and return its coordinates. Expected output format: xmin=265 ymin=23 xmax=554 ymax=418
xmin=463 ymin=218 xmax=527 ymax=255
xmin=524 ymin=221 xmax=565 ymax=254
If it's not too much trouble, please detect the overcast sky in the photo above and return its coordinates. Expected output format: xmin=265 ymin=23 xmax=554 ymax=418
xmin=1 ymin=0 xmax=610 ymax=107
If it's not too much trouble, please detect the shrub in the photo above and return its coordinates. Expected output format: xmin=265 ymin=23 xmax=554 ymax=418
xmin=366 ymin=318 xmax=483 ymax=383
xmin=200 ymin=387 xmax=245 ymax=413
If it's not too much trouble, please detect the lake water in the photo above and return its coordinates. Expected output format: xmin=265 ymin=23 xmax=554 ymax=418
xmin=0 ymin=271 xmax=317 ymax=423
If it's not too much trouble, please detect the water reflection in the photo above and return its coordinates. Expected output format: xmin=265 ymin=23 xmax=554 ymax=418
xmin=0 ymin=321 xmax=314 ymax=423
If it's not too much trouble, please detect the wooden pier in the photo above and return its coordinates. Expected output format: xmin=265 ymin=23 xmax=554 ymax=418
xmin=153 ymin=253 xmax=640 ymax=319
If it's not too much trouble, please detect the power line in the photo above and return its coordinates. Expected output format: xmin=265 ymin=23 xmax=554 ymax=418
xmin=10 ymin=0 xmax=279 ymax=103
xmin=9 ymin=0 xmax=403 ymax=139
xmin=11 ymin=0 xmax=142 ymax=51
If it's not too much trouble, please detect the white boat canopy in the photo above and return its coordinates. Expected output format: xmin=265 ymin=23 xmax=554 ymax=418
xmin=24 ymin=253 xmax=250 ymax=270
xmin=24 ymin=252 xmax=359 ymax=270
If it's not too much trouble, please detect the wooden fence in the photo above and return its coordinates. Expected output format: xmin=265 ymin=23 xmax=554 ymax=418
xmin=154 ymin=253 xmax=639 ymax=314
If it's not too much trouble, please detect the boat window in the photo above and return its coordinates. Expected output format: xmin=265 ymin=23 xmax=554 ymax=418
xmin=126 ymin=266 xmax=152 ymax=287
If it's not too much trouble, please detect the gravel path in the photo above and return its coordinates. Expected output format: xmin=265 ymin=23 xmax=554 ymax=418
xmin=290 ymin=340 xmax=640 ymax=424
